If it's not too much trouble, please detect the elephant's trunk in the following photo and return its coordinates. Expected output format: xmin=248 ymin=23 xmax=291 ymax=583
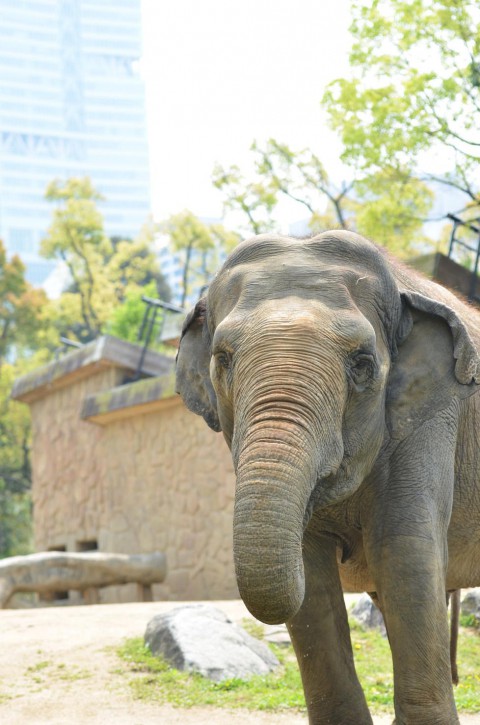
xmin=233 ymin=366 xmax=343 ymax=624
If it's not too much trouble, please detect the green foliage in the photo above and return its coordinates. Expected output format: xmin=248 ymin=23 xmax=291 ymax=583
xmin=0 ymin=240 xmax=48 ymax=362
xmin=460 ymin=614 xmax=480 ymax=629
xmin=41 ymin=178 xmax=109 ymax=340
xmin=41 ymin=178 xmax=171 ymax=343
xmin=323 ymin=0 xmax=480 ymax=213
xmin=213 ymin=139 xmax=431 ymax=256
xmin=354 ymin=170 xmax=434 ymax=253
xmin=0 ymin=247 xmax=50 ymax=558
xmin=0 ymin=484 xmax=32 ymax=559
xmin=0 ymin=363 xmax=33 ymax=558
xmin=107 ymin=281 xmax=158 ymax=344
xmin=240 ymin=617 xmax=266 ymax=640
xmin=108 ymin=217 xmax=172 ymax=303
xmin=160 ymin=210 xmax=240 ymax=306
xmin=215 ymin=1 xmax=480 ymax=255
xmin=213 ymin=139 xmax=355 ymax=236
xmin=212 ymin=162 xmax=279 ymax=235
xmin=117 ymin=622 xmax=480 ymax=714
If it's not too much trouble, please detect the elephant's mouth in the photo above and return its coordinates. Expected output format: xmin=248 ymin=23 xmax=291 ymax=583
xmin=302 ymin=458 xmax=348 ymax=528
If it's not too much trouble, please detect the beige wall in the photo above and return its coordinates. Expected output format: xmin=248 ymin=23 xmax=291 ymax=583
xmin=99 ymin=402 xmax=238 ymax=601
xmin=28 ymin=365 xmax=239 ymax=603
xmin=30 ymin=367 xmax=120 ymax=554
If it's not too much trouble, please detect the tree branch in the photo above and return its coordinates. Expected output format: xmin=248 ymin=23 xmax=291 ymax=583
xmin=420 ymin=174 xmax=477 ymax=201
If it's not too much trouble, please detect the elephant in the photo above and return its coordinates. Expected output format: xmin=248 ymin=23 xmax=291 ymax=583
xmin=176 ymin=230 xmax=480 ymax=724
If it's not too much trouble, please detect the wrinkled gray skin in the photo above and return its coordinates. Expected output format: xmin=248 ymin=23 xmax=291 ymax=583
xmin=176 ymin=231 xmax=480 ymax=725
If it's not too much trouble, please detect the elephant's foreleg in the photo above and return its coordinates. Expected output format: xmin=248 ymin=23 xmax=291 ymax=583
xmin=365 ymin=421 xmax=459 ymax=725
xmin=287 ymin=531 xmax=373 ymax=725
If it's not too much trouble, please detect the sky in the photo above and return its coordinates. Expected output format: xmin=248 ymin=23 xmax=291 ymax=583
xmin=140 ymin=0 xmax=352 ymax=228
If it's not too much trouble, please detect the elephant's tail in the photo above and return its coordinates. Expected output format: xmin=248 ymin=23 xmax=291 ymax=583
xmin=449 ymin=589 xmax=460 ymax=686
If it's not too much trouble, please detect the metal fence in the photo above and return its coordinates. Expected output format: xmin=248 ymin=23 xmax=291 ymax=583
xmin=134 ymin=296 xmax=184 ymax=378
xmin=447 ymin=213 xmax=480 ymax=303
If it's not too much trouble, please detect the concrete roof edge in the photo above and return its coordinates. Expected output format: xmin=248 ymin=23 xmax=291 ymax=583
xmin=11 ymin=336 xmax=174 ymax=404
xmin=80 ymin=371 xmax=178 ymax=425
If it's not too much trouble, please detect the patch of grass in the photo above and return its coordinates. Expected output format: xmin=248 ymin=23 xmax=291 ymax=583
xmin=460 ymin=613 xmax=479 ymax=629
xmin=117 ymin=638 xmax=305 ymax=711
xmin=349 ymin=619 xmax=394 ymax=712
xmin=117 ymin=625 xmax=480 ymax=714
xmin=55 ymin=664 xmax=92 ymax=682
xmin=240 ymin=617 xmax=265 ymax=640
xmin=26 ymin=660 xmax=52 ymax=673
xmin=25 ymin=660 xmax=91 ymax=685
xmin=454 ymin=629 xmax=480 ymax=711
xmin=26 ymin=660 xmax=54 ymax=684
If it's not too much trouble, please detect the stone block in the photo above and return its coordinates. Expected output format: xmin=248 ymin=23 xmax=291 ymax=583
xmin=350 ymin=593 xmax=386 ymax=635
xmin=461 ymin=588 xmax=480 ymax=623
xmin=145 ymin=604 xmax=279 ymax=682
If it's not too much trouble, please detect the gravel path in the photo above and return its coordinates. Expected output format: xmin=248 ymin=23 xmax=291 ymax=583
xmin=0 ymin=600 xmax=478 ymax=725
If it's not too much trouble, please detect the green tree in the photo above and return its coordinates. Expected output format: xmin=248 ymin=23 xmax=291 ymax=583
xmin=353 ymin=169 xmax=434 ymax=253
xmin=41 ymin=178 xmax=171 ymax=343
xmin=323 ymin=0 xmax=480 ymax=220
xmin=0 ymin=241 xmax=48 ymax=364
xmin=213 ymin=140 xmax=432 ymax=254
xmin=0 ymin=363 xmax=34 ymax=558
xmin=41 ymin=177 xmax=110 ymax=341
xmin=108 ymin=217 xmax=172 ymax=303
xmin=0 ymin=242 xmax=56 ymax=557
xmin=213 ymin=140 xmax=355 ymax=235
xmin=160 ymin=210 xmax=240 ymax=307
xmin=212 ymin=162 xmax=279 ymax=235
xmin=251 ymin=139 xmax=355 ymax=230
xmin=107 ymin=280 xmax=157 ymax=344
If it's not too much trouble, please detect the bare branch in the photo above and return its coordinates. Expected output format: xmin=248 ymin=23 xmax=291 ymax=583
xmin=420 ymin=174 xmax=477 ymax=201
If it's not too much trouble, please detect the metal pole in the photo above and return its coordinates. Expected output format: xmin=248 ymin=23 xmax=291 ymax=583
xmin=135 ymin=306 xmax=158 ymax=379
xmin=137 ymin=304 xmax=151 ymax=343
xmin=448 ymin=221 xmax=458 ymax=258
xmin=469 ymin=233 xmax=480 ymax=301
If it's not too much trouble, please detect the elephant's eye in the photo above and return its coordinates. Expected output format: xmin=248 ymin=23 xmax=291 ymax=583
xmin=349 ymin=352 xmax=376 ymax=390
xmin=214 ymin=350 xmax=232 ymax=370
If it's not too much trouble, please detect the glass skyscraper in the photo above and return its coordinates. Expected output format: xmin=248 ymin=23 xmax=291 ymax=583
xmin=0 ymin=0 xmax=151 ymax=285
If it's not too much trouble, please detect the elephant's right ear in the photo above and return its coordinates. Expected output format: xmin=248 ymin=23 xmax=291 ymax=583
xmin=175 ymin=298 xmax=221 ymax=432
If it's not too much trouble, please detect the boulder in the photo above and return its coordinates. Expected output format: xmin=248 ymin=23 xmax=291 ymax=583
xmin=144 ymin=604 xmax=279 ymax=682
xmin=264 ymin=623 xmax=291 ymax=646
xmin=350 ymin=593 xmax=386 ymax=635
xmin=460 ymin=589 xmax=480 ymax=623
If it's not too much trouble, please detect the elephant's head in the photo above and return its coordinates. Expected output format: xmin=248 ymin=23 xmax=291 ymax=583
xmin=176 ymin=231 xmax=480 ymax=624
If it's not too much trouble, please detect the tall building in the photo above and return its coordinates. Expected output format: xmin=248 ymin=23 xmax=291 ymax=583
xmin=0 ymin=0 xmax=151 ymax=285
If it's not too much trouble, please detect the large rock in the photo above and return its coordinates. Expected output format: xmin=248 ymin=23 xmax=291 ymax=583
xmin=461 ymin=589 xmax=480 ymax=623
xmin=264 ymin=623 xmax=291 ymax=646
xmin=350 ymin=593 xmax=386 ymax=635
xmin=144 ymin=604 xmax=279 ymax=682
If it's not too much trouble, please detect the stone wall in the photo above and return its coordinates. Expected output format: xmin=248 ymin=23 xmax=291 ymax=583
xmin=13 ymin=337 xmax=239 ymax=604
xmin=95 ymin=400 xmax=237 ymax=602
xmin=29 ymin=366 xmax=119 ymax=555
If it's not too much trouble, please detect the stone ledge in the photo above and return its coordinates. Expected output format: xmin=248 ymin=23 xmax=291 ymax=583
xmin=12 ymin=336 xmax=174 ymax=404
xmin=81 ymin=372 xmax=179 ymax=426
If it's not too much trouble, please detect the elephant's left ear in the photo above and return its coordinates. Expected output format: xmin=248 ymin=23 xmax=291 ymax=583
xmin=388 ymin=291 xmax=480 ymax=439
xmin=398 ymin=291 xmax=480 ymax=385
xmin=175 ymin=298 xmax=221 ymax=432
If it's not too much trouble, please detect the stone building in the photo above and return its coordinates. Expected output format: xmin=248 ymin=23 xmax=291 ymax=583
xmin=12 ymin=336 xmax=239 ymax=604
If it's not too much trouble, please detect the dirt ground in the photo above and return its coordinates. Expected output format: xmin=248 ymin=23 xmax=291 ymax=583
xmin=0 ymin=599 xmax=478 ymax=725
